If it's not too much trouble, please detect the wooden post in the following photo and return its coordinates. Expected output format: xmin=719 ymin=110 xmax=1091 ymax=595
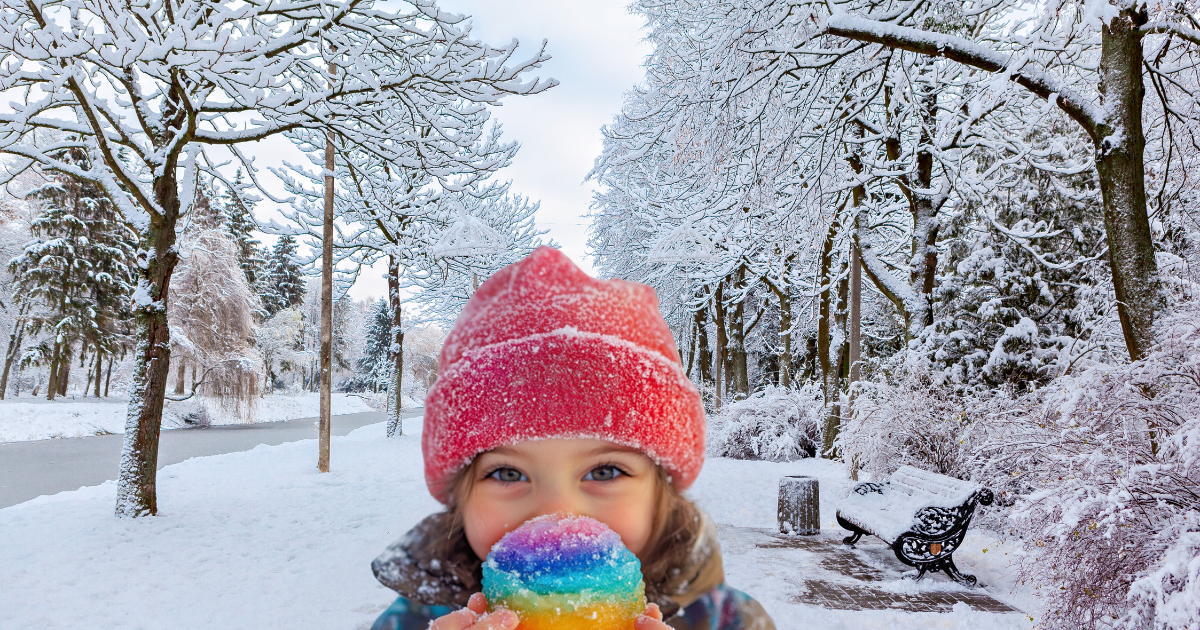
xmin=318 ymin=57 xmax=335 ymax=473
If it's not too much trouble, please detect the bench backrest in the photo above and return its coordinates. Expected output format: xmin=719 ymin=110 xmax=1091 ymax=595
xmin=888 ymin=466 xmax=982 ymax=509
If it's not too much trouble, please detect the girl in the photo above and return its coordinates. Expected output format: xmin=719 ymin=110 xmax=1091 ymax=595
xmin=370 ymin=247 xmax=776 ymax=630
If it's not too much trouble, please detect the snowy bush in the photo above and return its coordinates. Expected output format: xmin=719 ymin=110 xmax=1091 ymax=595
xmin=707 ymin=384 xmax=822 ymax=460
xmin=838 ymin=363 xmax=993 ymax=482
xmin=988 ymin=310 xmax=1200 ymax=630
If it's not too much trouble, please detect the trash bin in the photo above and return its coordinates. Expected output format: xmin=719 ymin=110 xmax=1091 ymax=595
xmin=778 ymin=475 xmax=819 ymax=535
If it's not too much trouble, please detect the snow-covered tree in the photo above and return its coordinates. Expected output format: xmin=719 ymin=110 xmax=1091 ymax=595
xmin=0 ymin=0 xmax=553 ymax=516
xmin=254 ymin=307 xmax=305 ymax=394
xmin=219 ymin=170 xmax=268 ymax=299
xmin=6 ymin=147 xmax=136 ymax=400
xmin=751 ymin=0 xmax=1200 ymax=362
xmin=167 ymin=191 xmax=262 ymax=416
xmin=275 ymin=97 xmax=550 ymax=434
xmin=356 ymin=298 xmax=392 ymax=393
xmin=262 ymin=236 xmax=306 ymax=318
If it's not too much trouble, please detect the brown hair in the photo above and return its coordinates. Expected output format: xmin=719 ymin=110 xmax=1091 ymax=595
xmin=427 ymin=459 xmax=704 ymax=607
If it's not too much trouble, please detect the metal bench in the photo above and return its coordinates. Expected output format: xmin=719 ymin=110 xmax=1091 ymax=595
xmin=836 ymin=465 xmax=994 ymax=586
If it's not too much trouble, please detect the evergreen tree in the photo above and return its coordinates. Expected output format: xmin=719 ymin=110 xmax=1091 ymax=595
xmin=262 ymin=235 xmax=305 ymax=316
xmin=357 ymin=297 xmax=392 ymax=392
xmin=7 ymin=148 xmax=137 ymax=399
xmin=219 ymin=170 xmax=267 ymax=291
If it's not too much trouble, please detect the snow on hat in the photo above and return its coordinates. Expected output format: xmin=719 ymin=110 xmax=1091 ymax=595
xmin=422 ymin=246 xmax=706 ymax=504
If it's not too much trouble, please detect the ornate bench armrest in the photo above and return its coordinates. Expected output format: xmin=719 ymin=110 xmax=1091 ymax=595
xmin=852 ymin=481 xmax=887 ymax=495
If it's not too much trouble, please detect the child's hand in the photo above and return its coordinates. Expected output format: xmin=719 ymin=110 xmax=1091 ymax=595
xmin=635 ymin=603 xmax=672 ymax=630
xmin=430 ymin=593 xmax=519 ymax=630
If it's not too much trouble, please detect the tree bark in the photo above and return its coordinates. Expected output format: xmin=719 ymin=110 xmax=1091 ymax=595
xmin=778 ymin=287 xmax=792 ymax=388
xmin=46 ymin=338 xmax=61 ymax=401
xmin=695 ymin=305 xmax=712 ymax=388
xmin=386 ymin=256 xmax=405 ymax=438
xmin=1095 ymin=9 xmax=1158 ymax=361
xmin=713 ymin=283 xmax=726 ymax=410
xmin=729 ymin=266 xmax=749 ymax=397
xmin=685 ymin=314 xmax=698 ymax=379
xmin=318 ymin=60 xmax=335 ymax=471
xmin=849 ymin=243 xmax=862 ymax=387
xmin=56 ymin=344 xmax=71 ymax=397
xmin=1 ymin=315 xmax=26 ymax=400
xmin=908 ymin=88 xmax=939 ymax=329
xmin=823 ymin=261 xmax=851 ymax=458
xmin=104 ymin=355 xmax=113 ymax=398
xmin=174 ymin=359 xmax=186 ymax=395
xmin=93 ymin=346 xmax=103 ymax=398
xmin=115 ymin=170 xmax=182 ymax=517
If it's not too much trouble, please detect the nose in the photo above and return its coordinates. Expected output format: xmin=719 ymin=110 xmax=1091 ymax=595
xmin=533 ymin=480 xmax=585 ymax=519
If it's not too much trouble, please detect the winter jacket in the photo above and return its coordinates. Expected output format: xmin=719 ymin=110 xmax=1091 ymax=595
xmin=369 ymin=512 xmax=776 ymax=630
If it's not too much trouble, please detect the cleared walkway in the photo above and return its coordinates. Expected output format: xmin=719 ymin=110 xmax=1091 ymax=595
xmin=0 ymin=410 xmax=421 ymax=509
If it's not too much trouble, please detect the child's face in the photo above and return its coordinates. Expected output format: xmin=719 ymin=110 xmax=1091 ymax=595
xmin=461 ymin=439 xmax=659 ymax=561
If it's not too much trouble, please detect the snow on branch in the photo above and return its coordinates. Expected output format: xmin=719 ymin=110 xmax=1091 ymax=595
xmin=823 ymin=14 xmax=1106 ymax=139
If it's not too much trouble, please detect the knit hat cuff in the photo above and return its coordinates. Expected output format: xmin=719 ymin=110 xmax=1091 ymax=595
xmin=422 ymin=327 xmax=706 ymax=504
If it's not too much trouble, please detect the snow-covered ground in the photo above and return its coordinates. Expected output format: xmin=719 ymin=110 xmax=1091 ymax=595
xmin=0 ymin=393 xmax=379 ymax=443
xmin=0 ymin=418 xmax=1037 ymax=630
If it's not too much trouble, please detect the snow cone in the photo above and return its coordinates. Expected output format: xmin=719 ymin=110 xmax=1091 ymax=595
xmin=483 ymin=514 xmax=646 ymax=630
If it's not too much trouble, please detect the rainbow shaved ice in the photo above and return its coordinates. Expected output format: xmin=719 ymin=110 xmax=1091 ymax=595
xmin=482 ymin=513 xmax=646 ymax=630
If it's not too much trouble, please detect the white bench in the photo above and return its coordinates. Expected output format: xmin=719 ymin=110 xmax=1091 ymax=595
xmin=836 ymin=466 xmax=994 ymax=586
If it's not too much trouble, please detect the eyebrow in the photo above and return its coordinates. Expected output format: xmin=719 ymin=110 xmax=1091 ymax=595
xmin=484 ymin=443 xmax=641 ymax=458
xmin=582 ymin=444 xmax=641 ymax=457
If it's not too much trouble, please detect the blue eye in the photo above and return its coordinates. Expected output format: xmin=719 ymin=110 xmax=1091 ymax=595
xmin=585 ymin=466 xmax=624 ymax=482
xmin=487 ymin=467 xmax=528 ymax=483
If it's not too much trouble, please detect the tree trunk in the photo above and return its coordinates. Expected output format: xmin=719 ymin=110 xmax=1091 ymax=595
xmin=695 ymin=306 xmax=712 ymax=388
xmin=84 ymin=351 xmax=95 ymax=395
xmin=1 ymin=316 xmax=26 ymax=400
xmin=729 ymin=267 xmax=749 ymax=397
xmin=104 ymin=355 xmax=113 ymax=398
xmin=56 ymin=344 xmax=71 ymax=397
xmin=685 ymin=314 xmax=698 ymax=379
xmin=713 ymin=283 xmax=726 ymax=410
xmin=115 ymin=171 xmax=182 ymax=518
xmin=93 ymin=346 xmax=103 ymax=398
xmin=817 ymin=217 xmax=840 ymax=458
xmin=174 ymin=359 xmax=186 ymax=395
xmin=823 ymin=261 xmax=850 ymax=458
xmin=909 ymin=88 xmax=939 ymax=329
xmin=46 ymin=338 xmax=62 ymax=401
xmin=386 ymin=256 xmax=405 ymax=438
xmin=1096 ymin=9 xmax=1158 ymax=361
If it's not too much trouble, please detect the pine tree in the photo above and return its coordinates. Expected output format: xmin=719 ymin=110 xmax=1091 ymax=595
xmin=357 ymin=297 xmax=391 ymax=392
xmin=7 ymin=148 xmax=137 ymax=399
xmin=262 ymin=235 xmax=305 ymax=317
xmin=219 ymin=170 xmax=267 ymax=292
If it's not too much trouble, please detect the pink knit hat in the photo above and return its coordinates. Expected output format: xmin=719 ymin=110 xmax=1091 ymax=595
xmin=422 ymin=247 xmax=706 ymax=504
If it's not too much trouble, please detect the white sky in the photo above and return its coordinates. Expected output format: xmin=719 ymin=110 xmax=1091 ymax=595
xmin=254 ymin=0 xmax=652 ymax=302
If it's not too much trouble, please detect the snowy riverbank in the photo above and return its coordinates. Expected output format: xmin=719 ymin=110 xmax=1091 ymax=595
xmin=0 ymin=417 xmax=1037 ymax=629
xmin=0 ymin=392 xmax=378 ymax=443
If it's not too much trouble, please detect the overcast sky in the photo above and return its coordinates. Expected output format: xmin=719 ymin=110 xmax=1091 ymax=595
xmin=310 ymin=0 xmax=652 ymax=301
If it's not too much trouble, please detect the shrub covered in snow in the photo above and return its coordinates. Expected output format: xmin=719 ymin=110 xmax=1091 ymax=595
xmin=707 ymin=384 xmax=821 ymax=460
xmin=986 ymin=311 xmax=1200 ymax=630
xmin=837 ymin=363 xmax=993 ymax=481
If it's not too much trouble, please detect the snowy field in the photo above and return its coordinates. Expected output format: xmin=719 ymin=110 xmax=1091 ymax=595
xmin=0 ymin=393 xmax=379 ymax=443
xmin=0 ymin=417 xmax=1037 ymax=630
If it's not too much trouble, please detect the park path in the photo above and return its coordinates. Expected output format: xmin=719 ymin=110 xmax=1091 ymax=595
xmin=0 ymin=410 xmax=422 ymax=509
